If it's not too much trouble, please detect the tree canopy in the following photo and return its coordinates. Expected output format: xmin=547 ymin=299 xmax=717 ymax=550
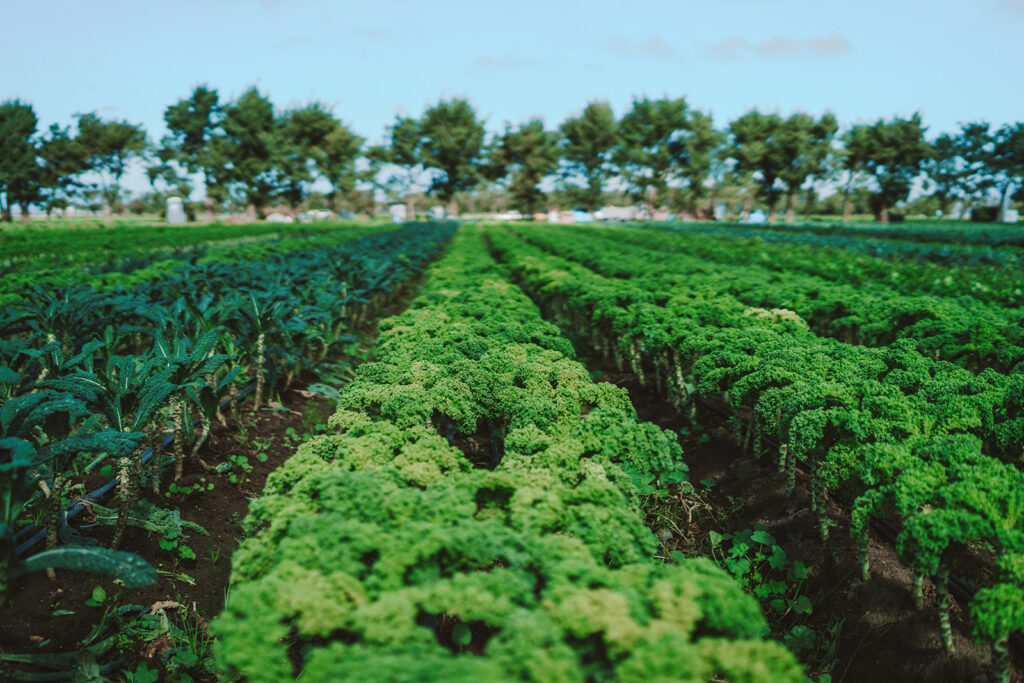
xmin=419 ymin=98 xmax=487 ymax=214
xmin=0 ymin=100 xmax=40 ymax=222
xmin=489 ymin=118 xmax=559 ymax=215
xmin=560 ymin=102 xmax=617 ymax=212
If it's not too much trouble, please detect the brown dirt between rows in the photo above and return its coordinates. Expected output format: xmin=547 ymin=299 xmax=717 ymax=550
xmin=593 ymin=354 xmax=1022 ymax=683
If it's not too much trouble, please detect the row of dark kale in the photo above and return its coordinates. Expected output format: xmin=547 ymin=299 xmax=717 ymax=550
xmin=0 ymin=222 xmax=456 ymax=590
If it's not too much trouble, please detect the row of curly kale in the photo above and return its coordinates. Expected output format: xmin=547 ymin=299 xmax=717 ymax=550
xmin=637 ymin=221 xmax=1024 ymax=307
xmin=488 ymin=224 xmax=1024 ymax=680
xmin=496 ymin=225 xmax=1024 ymax=466
xmin=212 ymin=224 xmax=803 ymax=682
xmin=513 ymin=223 xmax=1024 ymax=374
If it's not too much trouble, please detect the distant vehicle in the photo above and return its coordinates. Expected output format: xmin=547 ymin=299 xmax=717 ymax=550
xmin=296 ymin=209 xmax=334 ymax=223
xmin=595 ymin=205 xmax=639 ymax=221
xmin=389 ymin=204 xmax=408 ymax=224
xmin=265 ymin=212 xmax=295 ymax=223
xmin=338 ymin=209 xmax=355 ymax=220
xmin=745 ymin=210 xmax=767 ymax=224
xmin=426 ymin=206 xmax=449 ymax=220
xmin=572 ymin=209 xmax=594 ymax=223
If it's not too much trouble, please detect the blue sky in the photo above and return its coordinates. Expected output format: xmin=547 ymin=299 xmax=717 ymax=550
xmin=4 ymin=0 xmax=1024 ymax=194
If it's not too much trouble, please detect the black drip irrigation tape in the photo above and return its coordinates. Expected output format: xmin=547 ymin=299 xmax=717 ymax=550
xmin=14 ymin=382 xmax=257 ymax=557
xmin=692 ymin=395 xmax=1024 ymax=656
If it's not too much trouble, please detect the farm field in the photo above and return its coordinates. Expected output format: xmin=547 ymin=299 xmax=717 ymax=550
xmin=1 ymin=219 xmax=1023 ymax=682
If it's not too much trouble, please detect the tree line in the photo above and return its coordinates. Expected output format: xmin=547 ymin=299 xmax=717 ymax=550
xmin=1 ymin=86 xmax=1023 ymax=223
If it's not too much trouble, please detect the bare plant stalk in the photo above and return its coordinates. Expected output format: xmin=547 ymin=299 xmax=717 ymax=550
xmin=111 ymin=456 xmax=133 ymax=549
xmin=253 ymin=332 xmax=266 ymax=411
xmin=192 ymin=418 xmax=211 ymax=465
xmin=992 ymin=638 xmax=1010 ymax=683
xmin=171 ymin=397 xmax=185 ymax=481
xmin=857 ymin=532 xmax=870 ymax=581
xmin=937 ymin=568 xmax=954 ymax=652
xmin=150 ymin=438 xmax=161 ymax=495
xmin=37 ymin=333 xmax=58 ymax=383
xmin=39 ymin=478 xmax=57 ymax=580
xmin=913 ymin=571 xmax=925 ymax=610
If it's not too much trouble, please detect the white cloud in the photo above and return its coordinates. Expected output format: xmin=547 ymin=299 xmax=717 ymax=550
xmin=473 ymin=56 xmax=540 ymax=70
xmin=346 ymin=26 xmax=391 ymax=40
xmin=708 ymin=31 xmax=853 ymax=61
xmin=274 ymin=36 xmax=315 ymax=49
xmin=604 ymin=36 xmax=676 ymax=60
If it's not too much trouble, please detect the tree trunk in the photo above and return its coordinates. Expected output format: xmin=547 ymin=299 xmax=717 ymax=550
xmin=879 ymin=207 xmax=890 ymax=223
xmin=785 ymin=193 xmax=796 ymax=222
xmin=253 ymin=332 xmax=266 ymax=411
xmin=447 ymin=196 xmax=458 ymax=217
xmin=246 ymin=202 xmax=257 ymax=222
xmin=841 ymin=171 xmax=855 ymax=222
xmin=999 ymin=180 xmax=1013 ymax=223
xmin=405 ymin=195 xmax=415 ymax=221
xmin=205 ymin=198 xmax=215 ymax=223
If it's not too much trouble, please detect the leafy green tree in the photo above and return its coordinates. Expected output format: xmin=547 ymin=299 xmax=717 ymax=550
xmin=35 ymin=124 xmax=88 ymax=216
xmin=729 ymin=110 xmax=837 ymax=222
xmin=162 ymin=85 xmax=224 ymax=221
xmin=675 ymin=109 xmax=725 ymax=218
xmin=614 ymin=97 xmax=689 ymax=213
xmin=923 ymin=133 xmax=961 ymax=217
xmin=560 ymin=102 xmax=617 ymax=212
xmin=320 ymin=118 xmax=364 ymax=212
xmin=992 ymin=122 xmax=1024 ymax=222
xmin=852 ymin=113 xmax=932 ymax=222
xmin=838 ymin=124 xmax=874 ymax=221
xmin=729 ymin=110 xmax=785 ymax=220
xmin=923 ymin=123 xmax=995 ymax=218
xmin=775 ymin=113 xmax=838 ymax=221
xmin=218 ymin=88 xmax=279 ymax=220
xmin=0 ymin=100 xmax=41 ymax=223
xmin=489 ymin=118 xmax=559 ymax=215
xmin=74 ymin=112 xmax=147 ymax=220
xmin=276 ymin=104 xmax=331 ymax=212
xmin=273 ymin=103 xmax=365 ymax=214
xmin=419 ymin=98 xmax=486 ymax=215
xmin=145 ymin=155 xmax=193 ymax=205
xmin=367 ymin=116 xmax=424 ymax=218
xmin=955 ymin=122 xmax=996 ymax=212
